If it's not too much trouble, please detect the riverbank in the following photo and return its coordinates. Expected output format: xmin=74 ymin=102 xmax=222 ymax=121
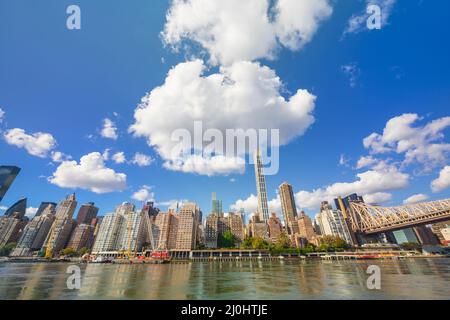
xmin=2 ymin=253 xmax=449 ymax=264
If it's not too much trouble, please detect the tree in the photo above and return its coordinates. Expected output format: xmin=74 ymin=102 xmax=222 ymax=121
xmin=275 ymin=232 xmax=290 ymax=249
xmin=78 ymin=247 xmax=90 ymax=256
xmin=251 ymin=237 xmax=268 ymax=250
xmin=0 ymin=243 xmax=16 ymax=257
xmin=241 ymin=237 xmax=254 ymax=249
xmin=218 ymin=231 xmax=237 ymax=248
xmin=62 ymin=247 xmax=78 ymax=257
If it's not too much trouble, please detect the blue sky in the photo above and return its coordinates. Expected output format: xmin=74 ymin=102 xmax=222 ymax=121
xmin=0 ymin=0 xmax=449 ymax=221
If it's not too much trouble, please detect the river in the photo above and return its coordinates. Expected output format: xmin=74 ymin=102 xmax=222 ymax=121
xmin=0 ymin=258 xmax=449 ymax=299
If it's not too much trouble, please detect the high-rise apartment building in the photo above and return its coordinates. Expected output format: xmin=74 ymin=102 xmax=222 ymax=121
xmin=67 ymin=224 xmax=95 ymax=251
xmin=297 ymin=211 xmax=316 ymax=242
xmin=76 ymin=202 xmax=99 ymax=225
xmin=43 ymin=194 xmax=78 ymax=258
xmin=91 ymin=202 xmax=146 ymax=255
xmin=35 ymin=202 xmax=57 ymax=217
xmin=279 ymin=182 xmax=299 ymax=235
xmin=0 ymin=166 xmax=20 ymax=203
xmin=315 ymin=201 xmax=353 ymax=244
xmin=152 ymin=210 xmax=178 ymax=250
xmin=205 ymin=212 xmax=244 ymax=248
xmin=268 ymin=213 xmax=282 ymax=243
xmin=11 ymin=205 xmax=55 ymax=256
xmin=175 ymin=203 xmax=201 ymax=250
xmin=0 ymin=198 xmax=28 ymax=246
xmin=254 ymin=150 xmax=269 ymax=222
xmin=248 ymin=214 xmax=269 ymax=239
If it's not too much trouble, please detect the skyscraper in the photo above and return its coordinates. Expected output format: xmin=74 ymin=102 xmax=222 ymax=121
xmin=211 ymin=192 xmax=223 ymax=216
xmin=3 ymin=198 xmax=27 ymax=219
xmin=44 ymin=194 xmax=78 ymax=258
xmin=268 ymin=213 xmax=282 ymax=243
xmin=0 ymin=166 xmax=20 ymax=203
xmin=35 ymin=202 xmax=57 ymax=217
xmin=175 ymin=203 xmax=201 ymax=250
xmin=279 ymin=182 xmax=299 ymax=235
xmin=11 ymin=205 xmax=55 ymax=257
xmin=316 ymin=201 xmax=353 ymax=245
xmin=76 ymin=202 xmax=99 ymax=225
xmin=254 ymin=150 xmax=269 ymax=222
xmin=91 ymin=202 xmax=146 ymax=255
xmin=297 ymin=211 xmax=316 ymax=242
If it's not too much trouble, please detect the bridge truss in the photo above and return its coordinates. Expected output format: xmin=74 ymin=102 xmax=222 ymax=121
xmin=349 ymin=198 xmax=450 ymax=234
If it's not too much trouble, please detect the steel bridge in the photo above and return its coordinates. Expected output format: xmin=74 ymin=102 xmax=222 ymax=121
xmin=349 ymin=198 xmax=450 ymax=234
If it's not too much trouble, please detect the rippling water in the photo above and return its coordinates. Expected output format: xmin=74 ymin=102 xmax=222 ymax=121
xmin=0 ymin=258 xmax=449 ymax=300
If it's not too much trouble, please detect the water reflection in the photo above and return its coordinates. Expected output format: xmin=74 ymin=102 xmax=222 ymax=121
xmin=0 ymin=259 xmax=449 ymax=300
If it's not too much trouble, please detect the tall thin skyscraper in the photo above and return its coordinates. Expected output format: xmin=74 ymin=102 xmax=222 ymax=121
xmin=254 ymin=150 xmax=269 ymax=222
xmin=211 ymin=192 xmax=223 ymax=216
xmin=279 ymin=182 xmax=299 ymax=235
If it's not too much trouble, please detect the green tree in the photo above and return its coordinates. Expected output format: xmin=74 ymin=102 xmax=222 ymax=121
xmin=78 ymin=247 xmax=90 ymax=256
xmin=275 ymin=232 xmax=290 ymax=249
xmin=251 ymin=237 xmax=268 ymax=249
xmin=241 ymin=237 xmax=254 ymax=249
xmin=218 ymin=231 xmax=237 ymax=248
xmin=62 ymin=247 xmax=78 ymax=257
xmin=0 ymin=243 xmax=16 ymax=257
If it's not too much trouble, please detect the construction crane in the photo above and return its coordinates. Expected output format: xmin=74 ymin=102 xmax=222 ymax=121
xmin=125 ymin=211 xmax=136 ymax=259
xmin=44 ymin=221 xmax=58 ymax=259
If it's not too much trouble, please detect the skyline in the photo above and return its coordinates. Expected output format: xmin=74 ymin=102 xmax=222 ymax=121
xmin=1 ymin=0 xmax=450 ymax=221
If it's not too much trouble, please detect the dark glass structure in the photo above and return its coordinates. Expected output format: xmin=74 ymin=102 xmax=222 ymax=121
xmin=0 ymin=166 xmax=21 ymax=203
xmin=4 ymin=198 xmax=27 ymax=219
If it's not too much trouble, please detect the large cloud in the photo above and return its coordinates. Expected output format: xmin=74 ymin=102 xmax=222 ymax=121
xmin=4 ymin=128 xmax=57 ymax=158
xmin=431 ymin=166 xmax=450 ymax=193
xmin=162 ymin=0 xmax=332 ymax=66
xmin=130 ymin=60 xmax=316 ymax=176
xmin=363 ymin=114 xmax=450 ymax=172
xmin=48 ymin=152 xmax=127 ymax=193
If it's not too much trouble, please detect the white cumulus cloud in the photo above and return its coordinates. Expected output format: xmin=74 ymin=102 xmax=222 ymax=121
xmin=0 ymin=108 xmax=5 ymax=123
xmin=295 ymin=164 xmax=409 ymax=210
xmin=162 ymin=0 xmax=332 ymax=66
xmin=112 ymin=151 xmax=126 ymax=164
xmin=51 ymin=151 xmax=72 ymax=163
xmin=101 ymin=118 xmax=118 ymax=140
xmin=363 ymin=114 xmax=450 ymax=172
xmin=403 ymin=193 xmax=429 ymax=205
xmin=130 ymin=60 xmax=316 ymax=176
xmin=132 ymin=185 xmax=155 ymax=202
xmin=431 ymin=166 xmax=450 ymax=193
xmin=48 ymin=152 xmax=127 ymax=194
xmin=131 ymin=153 xmax=154 ymax=167
xmin=4 ymin=128 xmax=57 ymax=158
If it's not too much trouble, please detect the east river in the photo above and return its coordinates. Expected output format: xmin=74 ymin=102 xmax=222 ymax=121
xmin=0 ymin=258 xmax=449 ymax=300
